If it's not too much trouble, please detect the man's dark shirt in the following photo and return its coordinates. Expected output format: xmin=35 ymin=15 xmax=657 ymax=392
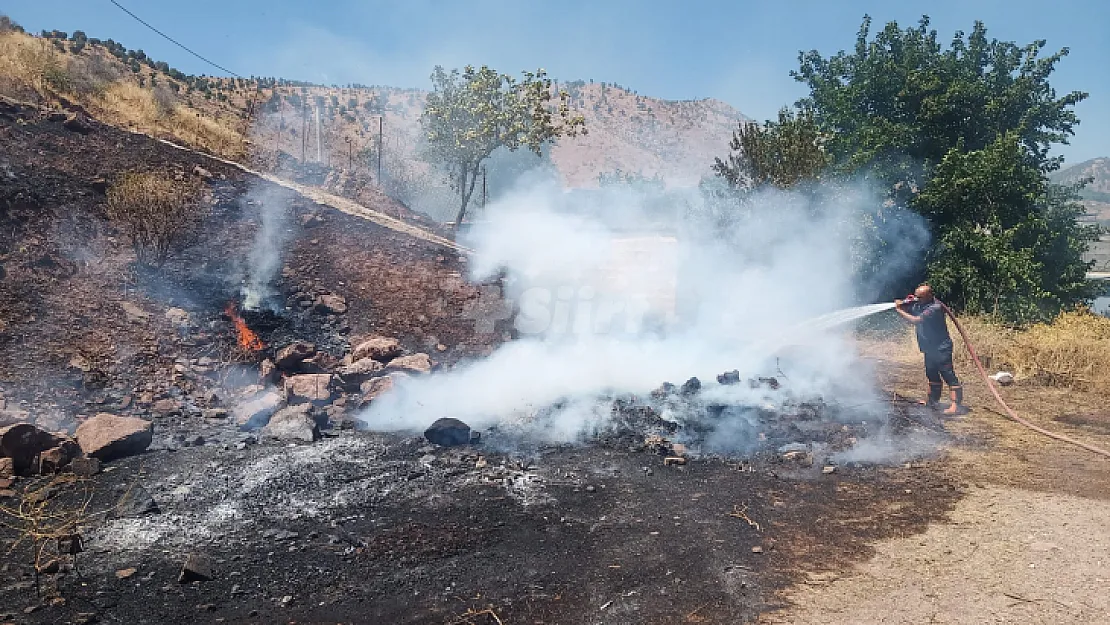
xmin=911 ymin=300 xmax=953 ymax=353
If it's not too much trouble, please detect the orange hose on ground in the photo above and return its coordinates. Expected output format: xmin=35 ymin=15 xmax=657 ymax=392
xmin=940 ymin=303 xmax=1110 ymax=460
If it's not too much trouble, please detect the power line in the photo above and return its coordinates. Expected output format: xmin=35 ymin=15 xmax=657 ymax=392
xmin=106 ymin=0 xmax=244 ymax=78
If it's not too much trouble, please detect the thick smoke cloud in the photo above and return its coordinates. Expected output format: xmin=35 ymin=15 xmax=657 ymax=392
xmin=358 ymin=176 xmax=931 ymax=452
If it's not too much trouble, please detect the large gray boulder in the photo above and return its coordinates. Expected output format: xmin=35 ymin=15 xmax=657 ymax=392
xmin=423 ymin=418 xmax=474 ymax=447
xmin=261 ymin=404 xmax=318 ymax=442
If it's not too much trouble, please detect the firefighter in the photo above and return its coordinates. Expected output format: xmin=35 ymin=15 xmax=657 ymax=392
xmin=895 ymin=284 xmax=964 ymax=414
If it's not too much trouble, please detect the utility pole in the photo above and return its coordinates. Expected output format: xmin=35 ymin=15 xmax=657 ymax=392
xmin=481 ymin=167 xmax=487 ymax=208
xmin=315 ymin=104 xmax=322 ymax=163
xmin=377 ymin=115 xmax=383 ymax=180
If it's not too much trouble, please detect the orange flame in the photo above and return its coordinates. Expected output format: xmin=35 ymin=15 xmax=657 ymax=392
xmin=225 ymin=302 xmax=265 ymax=351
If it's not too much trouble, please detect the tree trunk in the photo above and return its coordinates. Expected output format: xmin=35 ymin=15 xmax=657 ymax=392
xmin=455 ymin=162 xmax=481 ymax=226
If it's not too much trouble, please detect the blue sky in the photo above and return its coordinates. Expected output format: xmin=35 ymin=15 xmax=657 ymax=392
xmin=6 ymin=0 xmax=1107 ymax=162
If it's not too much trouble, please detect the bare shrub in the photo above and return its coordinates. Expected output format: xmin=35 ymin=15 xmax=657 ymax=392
xmin=106 ymin=171 xmax=209 ymax=267
xmin=152 ymin=83 xmax=176 ymax=116
xmin=67 ymin=52 xmax=120 ymax=96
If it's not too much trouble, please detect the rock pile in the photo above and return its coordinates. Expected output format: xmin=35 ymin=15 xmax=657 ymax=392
xmin=0 ymin=413 xmax=152 ymax=477
xmin=231 ymin=334 xmax=434 ymax=442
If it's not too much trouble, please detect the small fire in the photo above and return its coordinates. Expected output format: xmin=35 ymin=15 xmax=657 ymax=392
xmin=225 ymin=302 xmax=265 ymax=351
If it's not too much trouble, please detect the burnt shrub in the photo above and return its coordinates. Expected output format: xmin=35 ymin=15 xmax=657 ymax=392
xmin=106 ymin=171 xmax=208 ymax=267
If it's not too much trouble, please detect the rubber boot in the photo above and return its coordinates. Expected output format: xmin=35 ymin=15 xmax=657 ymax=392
xmin=922 ymin=383 xmax=942 ymax=409
xmin=943 ymin=385 xmax=963 ymax=414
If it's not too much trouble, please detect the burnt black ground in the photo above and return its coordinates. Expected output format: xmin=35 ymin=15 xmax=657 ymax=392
xmin=0 ymin=415 xmax=962 ymax=625
xmin=1 ymin=97 xmax=965 ymax=625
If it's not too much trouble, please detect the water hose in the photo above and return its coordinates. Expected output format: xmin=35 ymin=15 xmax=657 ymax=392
xmin=940 ymin=302 xmax=1110 ymax=460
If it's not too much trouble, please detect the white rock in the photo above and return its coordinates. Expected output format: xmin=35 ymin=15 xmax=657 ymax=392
xmin=990 ymin=371 xmax=1014 ymax=386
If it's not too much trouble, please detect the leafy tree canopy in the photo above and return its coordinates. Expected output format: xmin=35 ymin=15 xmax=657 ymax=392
xmin=713 ymin=107 xmax=830 ymax=191
xmin=420 ymin=65 xmax=586 ymax=224
xmin=784 ymin=15 xmax=1098 ymax=322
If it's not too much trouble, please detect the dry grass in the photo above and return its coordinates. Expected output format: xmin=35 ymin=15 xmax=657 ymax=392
xmin=952 ymin=310 xmax=1110 ymax=391
xmin=0 ymin=30 xmax=245 ymax=160
xmin=863 ymin=309 xmax=1110 ymax=394
xmin=0 ymin=31 xmax=65 ymax=98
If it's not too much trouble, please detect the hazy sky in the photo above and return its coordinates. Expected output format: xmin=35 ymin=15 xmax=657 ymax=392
xmin=7 ymin=0 xmax=1108 ymax=162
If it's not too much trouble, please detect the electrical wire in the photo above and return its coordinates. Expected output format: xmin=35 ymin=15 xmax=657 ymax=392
xmin=106 ymin=0 xmax=243 ymax=78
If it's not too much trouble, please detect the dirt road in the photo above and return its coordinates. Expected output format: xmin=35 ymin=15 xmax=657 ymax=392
xmin=763 ymin=344 xmax=1110 ymax=624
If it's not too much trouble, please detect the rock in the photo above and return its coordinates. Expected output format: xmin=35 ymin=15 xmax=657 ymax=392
xmin=274 ymin=341 xmax=316 ymax=371
xmin=63 ymin=113 xmax=92 ymax=133
xmin=717 ymin=370 xmax=741 ymax=385
xmin=0 ymin=423 xmax=68 ymax=475
xmin=339 ymin=358 xmax=384 ymax=379
xmin=0 ymin=408 xmax=30 ymax=427
xmin=38 ymin=441 xmax=79 ymax=474
xmin=70 ymin=456 xmax=101 ymax=477
xmin=822 ymin=465 xmax=837 ymax=475
xmin=359 ymin=374 xmax=405 ymax=405
xmin=301 ymin=213 xmax=324 ymax=228
xmin=663 ymin=456 xmax=687 ymax=466
xmin=680 ymin=377 xmax=702 ymax=395
xmin=990 ymin=371 xmax=1015 ymax=386
xmin=75 ymin=414 xmax=153 ymax=461
xmin=351 ymin=336 xmax=403 ymax=362
xmin=119 ymin=301 xmax=151 ymax=323
xmin=0 ymin=457 xmax=13 ymax=478
xmin=423 ymin=418 xmax=473 ymax=447
xmin=178 ymin=553 xmax=215 ymax=583
xmin=314 ymin=294 xmax=347 ymax=315
xmin=152 ymin=399 xmax=181 ymax=416
xmin=751 ymin=546 xmax=763 ymax=554
xmin=650 ymin=382 xmax=676 ymax=399
xmin=261 ymin=404 xmax=318 ymax=442
xmin=259 ymin=358 xmax=278 ymax=384
xmin=113 ymin=483 xmax=159 ymax=518
xmin=300 ymin=351 xmax=339 ymax=373
xmin=202 ymin=408 xmax=228 ymax=419
xmin=233 ymin=390 xmax=284 ymax=429
xmin=285 ymin=374 xmax=334 ymax=404
xmin=384 ymin=353 xmax=432 ymax=375
xmin=116 ymin=568 xmax=137 ymax=580
xmin=164 ymin=307 xmax=191 ymax=328
xmin=192 ymin=165 xmax=212 ymax=180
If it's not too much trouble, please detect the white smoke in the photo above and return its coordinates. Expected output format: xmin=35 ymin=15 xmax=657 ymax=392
xmin=359 ymin=176 xmax=928 ymax=449
xmin=241 ymin=179 xmax=294 ymax=311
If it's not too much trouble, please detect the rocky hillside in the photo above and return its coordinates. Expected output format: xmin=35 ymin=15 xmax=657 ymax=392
xmin=0 ymin=25 xmax=745 ymax=216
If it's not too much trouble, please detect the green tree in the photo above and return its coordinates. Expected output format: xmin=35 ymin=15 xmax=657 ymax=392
xmin=420 ymin=65 xmax=586 ymax=224
xmin=713 ymin=108 xmax=830 ymax=190
xmin=792 ymin=15 xmax=1097 ymax=321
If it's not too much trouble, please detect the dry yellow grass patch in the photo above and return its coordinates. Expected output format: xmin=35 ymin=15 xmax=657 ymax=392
xmin=0 ymin=31 xmax=67 ymax=97
xmin=952 ymin=310 xmax=1110 ymax=391
xmin=863 ymin=309 xmax=1110 ymax=394
xmin=0 ymin=29 xmax=245 ymax=160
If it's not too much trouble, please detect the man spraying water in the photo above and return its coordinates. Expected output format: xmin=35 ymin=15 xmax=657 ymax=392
xmin=894 ymin=284 xmax=964 ymax=414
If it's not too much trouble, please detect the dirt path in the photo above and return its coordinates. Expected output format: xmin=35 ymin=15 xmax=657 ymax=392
xmin=765 ymin=340 xmax=1110 ymax=624
xmin=764 ymin=485 xmax=1110 ymax=624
